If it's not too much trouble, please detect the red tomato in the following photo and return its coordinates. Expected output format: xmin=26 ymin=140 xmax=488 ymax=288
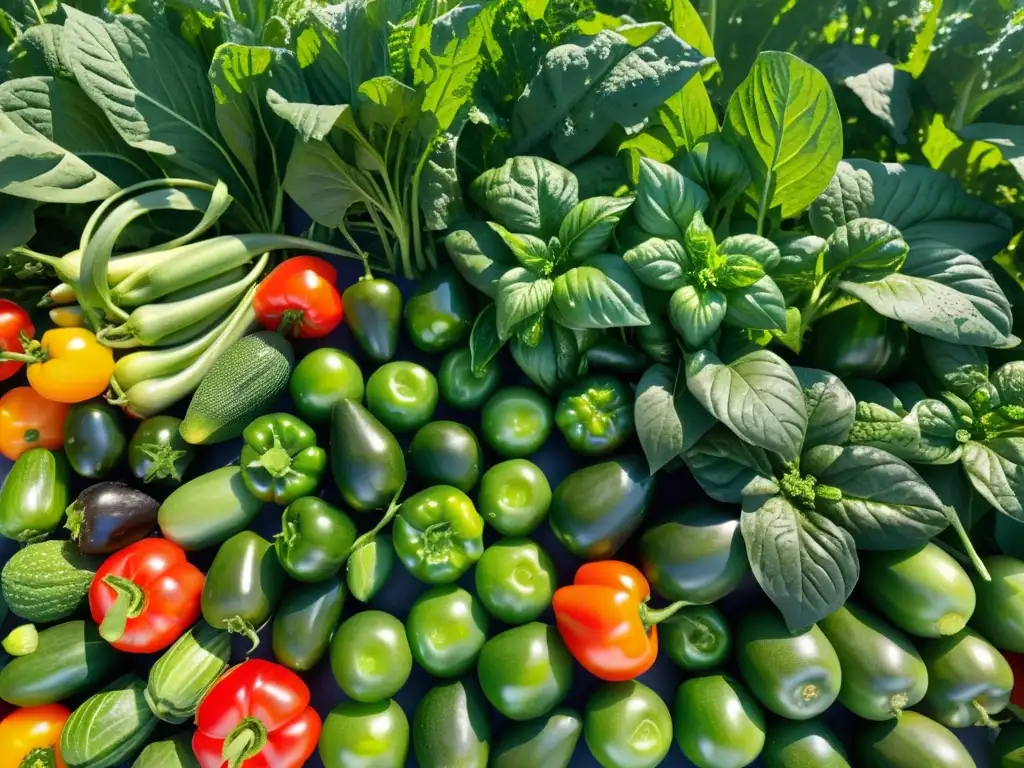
xmin=0 ymin=300 xmax=35 ymax=382
xmin=0 ymin=387 xmax=69 ymax=460
xmin=252 ymin=256 xmax=343 ymax=338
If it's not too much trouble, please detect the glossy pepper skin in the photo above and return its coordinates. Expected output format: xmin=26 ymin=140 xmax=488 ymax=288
xmin=342 ymin=277 xmax=403 ymax=363
xmin=253 ymin=256 xmax=343 ymax=339
xmin=394 ymin=485 xmax=485 ymax=584
xmin=193 ymin=659 xmax=321 ymax=768
xmin=0 ymin=703 xmax=70 ymax=768
xmin=1 ymin=328 xmax=114 ymax=403
xmin=555 ymin=375 xmax=635 ymax=456
xmin=275 ymin=497 xmax=357 ymax=583
xmin=89 ymin=538 xmax=204 ymax=654
xmin=552 ymin=561 xmax=686 ymax=681
xmin=240 ymin=413 xmax=327 ymax=505
xmin=0 ymin=387 xmax=68 ymax=461
xmin=807 ymin=302 xmax=908 ymax=379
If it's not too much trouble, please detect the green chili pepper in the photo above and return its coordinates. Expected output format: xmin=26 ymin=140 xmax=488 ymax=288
xmin=239 ymin=413 xmax=327 ymax=505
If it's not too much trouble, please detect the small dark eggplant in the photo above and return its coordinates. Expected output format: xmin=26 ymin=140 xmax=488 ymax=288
xmin=65 ymin=482 xmax=160 ymax=555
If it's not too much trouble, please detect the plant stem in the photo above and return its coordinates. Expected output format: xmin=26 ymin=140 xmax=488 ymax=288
xmin=347 ymin=482 xmax=406 ymax=558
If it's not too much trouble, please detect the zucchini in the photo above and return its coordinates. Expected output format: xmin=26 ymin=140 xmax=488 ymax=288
xmin=180 ymin=330 xmax=294 ymax=445
xmin=1 ymin=540 xmax=101 ymax=623
xmin=158 ymin=466 xmax=264 ymax=551
xmin=131 ymin=733 xmax=199 ymax=768
xmin=61 ymin=674 xmax=159 ymax=768
xmin=0 ymin=620 xmax=121 ymax=706
xmin=146 ymin=621 xmax=230 ymax=723
xmin=0 ymin=448 xmax=69 ymax=541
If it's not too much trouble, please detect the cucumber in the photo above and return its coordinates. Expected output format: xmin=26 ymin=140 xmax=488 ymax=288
xmin=180 ymin=330 xmax=293 ymax=445
xmin=0 ymin=620 xmax=121 ymax=706
xmin=145 ymin=621 xmax=230 ymax=723
xmin=158 ymin=466 xmax=264 ymax=551
xmin=132 ymin=734 xmax=199 ymax=768
xmin=61 ymin=674 xmax=159 ymax=768
xmin=859 ymin=543 xmax=975 ymax=637
xmin=763 ymin=717 xmax=850 ymax=768
xmin=1 ymin=540 xmax=101 ymax=623
xmin=857 ymin=710 xmax=976 ymax=768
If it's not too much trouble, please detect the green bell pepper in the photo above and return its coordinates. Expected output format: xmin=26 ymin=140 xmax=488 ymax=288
xmin=240 ymin=413 xmax=327 ymax=505
xmin=275 ymin=497 xmax=358 ymax=583
xmin=554 ymin=375 xmax=634 ymax=456
xmin=393 ymin=486 xmax=485 ymax=584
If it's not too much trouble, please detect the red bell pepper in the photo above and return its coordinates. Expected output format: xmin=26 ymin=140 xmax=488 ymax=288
xmin=0 ymin=300 xmax=35 ymax=383
xmin=89 ymin=539 xmax=204 ymax=654
xmin=252 ymin=256 xmax=343 ymax=338
xmin=193 ymin=659 xmax=321 ymax=768
xmin=552 ymin=560 xmax=687 ymax=681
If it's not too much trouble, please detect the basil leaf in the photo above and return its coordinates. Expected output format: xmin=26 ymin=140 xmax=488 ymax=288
xmin=722 ymin=275 xmax=788 ymax=331
xmin=718 ymin=234 xmax=782 ymax=270
xmin=917 ymin=464 xmax=990 ymax=533
xmin=838 ymin=272 xmax=1014 ymax=348
xmin=920 ymin=337 xmax=995 ymax=409
xmin=557 ymin=195 xmax=634 ymax=264
xmin=470 ymin=156 xmax=578 ymax=239
xmin=495 ymin=267 xmax=554 ymax=341
xmin=669 ymin=284 xmax=726 ymax=348
xmin=823 ymin=217 xmax=908 ymax=275
xmin=684 ymin=210 xmax=716 ymax=270
xmin=487 ymin=222 xmax=552 ymax=272
xmin=676 ymin=134 xmax=750 ymax=207
xmin=634 ymin=157 xmax=709 ymax=240
xmin=794 ymin=368 xmax=855 ymax=449
xmin=469 ymin=303 xmax=503 ymax=375
xmin=770 ymin=233 xmax=827 ymax=303
xmin=686 ymin=348 xmax=808 ymax=462
xmin=550 ymin=254 xmax=649 ymax=330
xmin=622 ymin=237 xmax=690 ymax=291
xmin=635 ymin=363 xmax=716 ymax=474
xmin=723 ymin=51 xmax=843 ymax=223
xmin=684 ymin=425 xmax=774 ymax=504
xmin=510 ymin=318 xmax=580 ymax=394
xmin=443 ymin=218 xmax=516 ymax=299
xmin=802 ymin=444 xmax=950 ymax=549
xmin=716 ymin=253 xmax=765 ymax=290
xmin=963 ymin=438 xmax=1024 ymax=521
xmin=741 ymin=492 xmax=858 ymax=632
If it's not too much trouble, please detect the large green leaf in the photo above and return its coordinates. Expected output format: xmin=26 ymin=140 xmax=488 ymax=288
xmin=847 ymin=396 xmax=963 ymax=465
xmin=282 ymin=139 xmax=371 ymax=229
xmin=549 ymin=254 xmax=649 ymax=330
xmin=723 ymin=51 xmax=842 ymax=225
xmin=741 ymin=490 xmax=859 ymax=632
xmin=963 ymin=438 xmax=1024 ymax=521
xmin=61 ymin=9 xmax=256 ymax=214
xmin=415 ymin=5 xmax=485 ymax=133
xmin=509 ymin=318 xmax=580 ymax=394
xmin=685 ymin=348 xmax=808 ymax=462
xmin=0 ymin=75 xmax=153 ymax=189
xmin=684 ymin=425 xmax=774 ymax=504
xmin=802 ymin=444 xmax=950 ymax=550
xmin=809 ymin=159 xmax=1012 ymax=260
xmin=471 ymin=156 xmax=578 ymax=240
xmin=634 ymin=363 xmax=715 ymax=475
xmin=920 ymin=337 xmax=996 ymax=408
xmin=823 ymin=217 xmax=908 ymax=276
xmin=958 ymin=123 xmax=1024 ymax=185
xmin=794 ymin=368 xmax=855 ymax=449
xmin=495 ymin=267 xmax=553 ymax=341
xmin=512 ymin=27 xmax=712 ymax=165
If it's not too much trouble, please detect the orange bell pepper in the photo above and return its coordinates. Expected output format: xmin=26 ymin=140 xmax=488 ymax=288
xmin=0 ymin=387 xmax=69 ymax=461
xmin=0 ymin=703 xmax=70 ymax=768
xmin=552 ymin=560 xmax=687 ymax=681
xmin=0 ymin=328 xmax=114 ymax=403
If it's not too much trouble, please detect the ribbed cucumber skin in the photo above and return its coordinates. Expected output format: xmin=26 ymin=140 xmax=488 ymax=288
xmin=180 ymin=331 xmax=293 ymax=445
xmin=146 ymin=621 xmax=230 ymax=723
xmin=61 ymin=675 xmax=159 ymax=768
xmin=1 ymin=541 xmax=101 ymax=622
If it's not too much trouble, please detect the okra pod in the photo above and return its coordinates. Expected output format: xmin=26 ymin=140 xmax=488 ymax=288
xmin=114 ymin=318 xmax=227 ymax=392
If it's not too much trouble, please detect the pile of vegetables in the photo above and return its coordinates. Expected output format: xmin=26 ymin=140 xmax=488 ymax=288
xmin=3 ymin=0 xmax=1024 ymax=766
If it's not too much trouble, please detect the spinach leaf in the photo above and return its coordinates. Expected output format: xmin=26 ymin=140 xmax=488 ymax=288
xmin=963 ymin=439 xmax=1024 ymax=521
xmin=623 ymin=237 xmax=690 ymax=291
xmin=721 ymin=275 xmax=787 ymax=331
xmin=634 ymin=362 xmax=715 ymax=474
xmin=794 ymin=368 xmax=855 ymax=449
xmin=822 ymin=217 xmax=908 ymax=275
xmin=684 ymin=425 xmax=774 ymax=504
xmin=723 ymin=51 xmax=842 ymax=231
xmin=685 ymin=348 xmax=808 ymax=462
xmin=487 ymin=223 xmax=551 ymax=272
xmin=471 ymin=155 xmax=578 ymax=239
xmin=741 ymin=490 xmax=859 ymax=632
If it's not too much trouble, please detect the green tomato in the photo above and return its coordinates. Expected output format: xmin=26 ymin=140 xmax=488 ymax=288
xmin=736 ymin=608 xmax=842 ymax=720
xmin=365 ymin=361 xmax=439 ymax=433
xmin=477 ymin=622 xmax=573 ymax=721
xmin=275 ymin=497 xmax=358 ymax=583
xmin=439 ymin=347 xmax=501 ymax=410
xmin=289 ymin=348 xmax=364 ymax=425
xmin=319 ymin=699 xmax=409 ymax=768
xmin=64 ymin=402 xmax=126 ymax=479
xmin=406 ymin=585 xmax=489 ymax=677
xmin=330 ymin=610 xmax=412 ymax=703
xmin=404 ymin=265 xmax=475 ymax=353
xmin=554 ymin=375 xmax=634 ymax=456
xmin=477 ymin=459 xmax=552 ymax=536
xmin=660 ymin=604 xmax=732 ymax=671
xmin=584 ymin=681 xmax=673 ymax=768
xmin=474 ymin=538 xmax=557 ymax=624
xmin=482 ymin=387 xmax=553 ymax=458
xmin=674 ymin=674 xmax=766 ymax=768
xmin=393 ymin=485 xmax=485 ymax=584
xmin=127 ymin=415 xmax=194 ymax=486
xmin=408 ymin=421 xmax=482 ymax=492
